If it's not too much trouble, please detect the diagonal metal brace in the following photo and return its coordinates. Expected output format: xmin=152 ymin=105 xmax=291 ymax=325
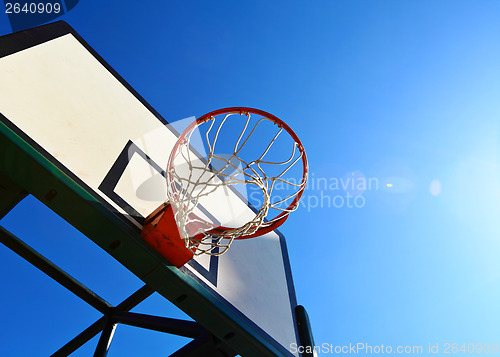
xmin=0 ymin=225 xmax=112 ymax=313
xmin=51 ymin=285 xmax=155 ymax=357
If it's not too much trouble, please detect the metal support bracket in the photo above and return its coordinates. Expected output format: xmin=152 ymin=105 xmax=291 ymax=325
xmin=0 ymin=225 xmax=236 ymax=357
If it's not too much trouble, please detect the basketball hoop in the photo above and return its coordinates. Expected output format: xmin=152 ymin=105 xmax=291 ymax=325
xmin=141 ymin=107 xmax=308 ymax=267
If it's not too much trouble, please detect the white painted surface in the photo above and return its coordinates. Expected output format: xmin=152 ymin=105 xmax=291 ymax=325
xmin=0 ymin=33 xmax=298 ymax=356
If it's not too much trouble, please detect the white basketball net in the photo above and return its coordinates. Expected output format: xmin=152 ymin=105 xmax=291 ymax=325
xmin=167 ymin=111 xmax=306 ymax=256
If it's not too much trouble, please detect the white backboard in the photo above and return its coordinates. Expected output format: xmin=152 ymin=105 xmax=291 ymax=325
xmin=0 ymin=21 xmax=299 ymax=356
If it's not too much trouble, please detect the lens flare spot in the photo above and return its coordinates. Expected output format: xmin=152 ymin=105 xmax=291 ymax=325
xmin=430 ymin=179 xmax=442 ymax=196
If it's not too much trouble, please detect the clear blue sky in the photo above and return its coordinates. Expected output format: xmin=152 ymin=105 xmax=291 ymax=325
xmin=1 ymin=1 xmax=500 ymax=356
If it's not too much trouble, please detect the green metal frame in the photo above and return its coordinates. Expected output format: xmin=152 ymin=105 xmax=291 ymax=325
xmin=0 ymin=112 xmax=289 ymax=356
xmin=0 ymin=223 xmax=236 ymax=356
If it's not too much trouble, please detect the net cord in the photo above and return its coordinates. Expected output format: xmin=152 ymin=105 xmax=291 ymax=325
xmin=167 ymin=111 xmax=306 ymax=255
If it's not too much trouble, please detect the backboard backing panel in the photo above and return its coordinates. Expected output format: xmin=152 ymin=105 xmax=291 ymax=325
xmin=0 ymin=21 xmax=299 ymax=356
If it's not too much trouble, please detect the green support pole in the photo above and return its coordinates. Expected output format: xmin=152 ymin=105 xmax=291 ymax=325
xmin=0 ymin=172 xmax=27 ymax=219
